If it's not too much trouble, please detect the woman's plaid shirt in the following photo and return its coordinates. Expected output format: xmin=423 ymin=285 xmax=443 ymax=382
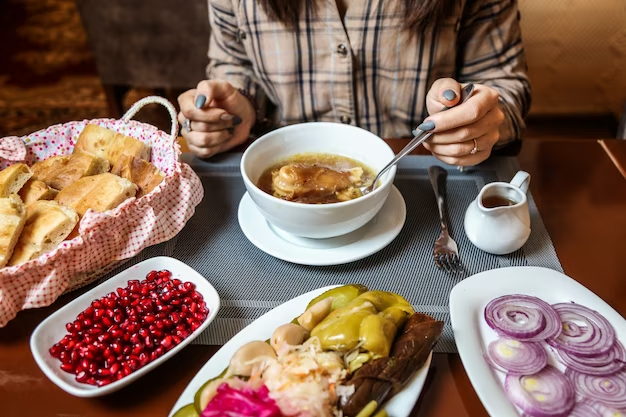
xmin=206 ymin=0 xmax=531 ymax=144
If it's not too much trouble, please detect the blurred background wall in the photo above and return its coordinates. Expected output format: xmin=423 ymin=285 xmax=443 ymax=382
xmin=519 ymin=0 xmax=626 ymax=116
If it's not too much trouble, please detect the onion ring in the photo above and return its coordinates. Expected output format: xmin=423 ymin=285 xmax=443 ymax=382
xmin=504 ymin=365 xmax=575 ymax=417
xmin=558 ymin=340 xmax=625 ymax=376
xmin=548 ymin=303 xmax=616 ymax=357
xmin=565 ymin=368 xmax=626 ymax=410
xmin=484 ymin=295 xmax=561 ymax=341
xmin=485 ymin=337 xmax=548 ymax=375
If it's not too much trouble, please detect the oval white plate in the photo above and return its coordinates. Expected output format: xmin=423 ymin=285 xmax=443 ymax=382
xmin=169 ymin=285 xmax=433 ymax=416
xmin=238 ymin=185 xmax=407 ymax=266
xmin=30 ymin=256 xmax=221 ymax=398
xmin=450 ymin=266 xmax=626 ymax=417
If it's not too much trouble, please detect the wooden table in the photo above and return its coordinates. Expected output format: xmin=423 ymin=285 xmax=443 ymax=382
xmin=1 ymin=138 xmax=625 ymax=417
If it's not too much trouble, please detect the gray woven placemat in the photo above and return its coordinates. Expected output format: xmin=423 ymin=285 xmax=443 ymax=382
xmin=97 ymin=153 xmax=562 ymax=353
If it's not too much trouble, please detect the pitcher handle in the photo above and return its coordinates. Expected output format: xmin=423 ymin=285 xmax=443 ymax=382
xmin=510 ymin=171 xmax=531 ymax=194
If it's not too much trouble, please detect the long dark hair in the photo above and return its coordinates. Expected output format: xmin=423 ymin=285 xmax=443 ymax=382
xmin=257 ymin=0 xmax=449 ymax=32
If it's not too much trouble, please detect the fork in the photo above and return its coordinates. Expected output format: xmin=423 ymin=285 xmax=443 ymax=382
xmin=428 ymin=165 xmax=462 ymax=272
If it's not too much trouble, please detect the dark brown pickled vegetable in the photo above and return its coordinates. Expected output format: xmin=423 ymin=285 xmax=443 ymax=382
xmin=341 ymin=312 xmax=445 ymax=417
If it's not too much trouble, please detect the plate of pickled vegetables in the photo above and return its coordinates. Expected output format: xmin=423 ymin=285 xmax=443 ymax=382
xmin=169 ymin=284 xmax=444 ymax=417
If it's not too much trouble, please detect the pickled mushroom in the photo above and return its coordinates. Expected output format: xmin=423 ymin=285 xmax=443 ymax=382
xmin=225 ymin=341 xmax=277 ymax=378
xmin=270 ymin=323 xmax=310 ymax=354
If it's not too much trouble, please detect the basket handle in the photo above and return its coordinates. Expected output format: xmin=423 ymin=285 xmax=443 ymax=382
xmin=122 ymin=96 xmax=179 ymax=143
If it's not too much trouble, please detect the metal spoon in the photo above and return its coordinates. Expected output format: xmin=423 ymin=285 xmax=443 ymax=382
xmin=360 ymin=83 xmax=475 ymax=195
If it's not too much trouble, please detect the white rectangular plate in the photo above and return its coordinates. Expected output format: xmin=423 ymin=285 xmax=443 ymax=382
xmin=30 ymin=256 xmax=221 ymax=398
xmin=169 ymin=285 xmax=433 ymax=417
xmin=450 ymin=266 xmax=626 ymax=417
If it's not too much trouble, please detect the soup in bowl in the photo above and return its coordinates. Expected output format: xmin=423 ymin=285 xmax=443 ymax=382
xmin=240 ymin=122 xmax=397 ymax=239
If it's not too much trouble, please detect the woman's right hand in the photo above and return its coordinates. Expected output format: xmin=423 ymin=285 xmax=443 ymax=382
xmin=177 ymin=80 xmax=256 ymax=159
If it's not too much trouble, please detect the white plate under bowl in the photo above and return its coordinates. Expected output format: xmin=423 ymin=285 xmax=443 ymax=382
xmin=450 ymin=266 xmax=626 ymax=417
xmin=237 ymin=185 xmax=406 ymax=266
xmin=169 ymin=285 xmax=432 ymax=417
xmin=30 ymin=256 xmax=221 ymax=398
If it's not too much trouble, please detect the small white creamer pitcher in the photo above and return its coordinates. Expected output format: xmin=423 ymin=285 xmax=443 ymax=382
xmin=463 ymin=171 xmax=531 ymax=255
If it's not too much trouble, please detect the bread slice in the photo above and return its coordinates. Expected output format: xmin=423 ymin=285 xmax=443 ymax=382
xmin=74 ymin=124 xmax=151 ymax=167
xmin=0 ymin=163 xmax=33 ymax=198
xmin=55 ymin=173 xmax=137 ymax=217
xmin=111 ymin=154 xmax=165 ymax=198
xmin=18 ymin=179 xmax=59 ymax=206
xmin=7 ymin=200 xmax=78 ymax=266
xmin=30 ymin=152 xmax=110 ymax=190
xmin=0 ymin=194 xmax=27 ymax=267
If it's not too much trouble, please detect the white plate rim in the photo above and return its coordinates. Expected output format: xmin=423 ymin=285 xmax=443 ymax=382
xmin=237 ymin=185 xmax=407 ymax=266
xmin=450 ymin=266 xmax=626 ymax=417
xmin=29 ymin=256 xmax=221 ymax=398
xmin=169 ymin=284 xmax=433 ymax=417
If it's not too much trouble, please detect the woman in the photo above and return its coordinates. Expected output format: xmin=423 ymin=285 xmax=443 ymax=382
xmin=178 ymin=0 xmax=530 ymax=166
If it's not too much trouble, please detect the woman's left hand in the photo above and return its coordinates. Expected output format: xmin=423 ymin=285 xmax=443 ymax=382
xmin=420 ymin=78 xmax=505 ymax=166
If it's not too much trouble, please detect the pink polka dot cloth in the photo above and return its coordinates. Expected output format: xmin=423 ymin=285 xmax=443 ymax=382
xmin=0 ymin=97 xmax=204 ymax=327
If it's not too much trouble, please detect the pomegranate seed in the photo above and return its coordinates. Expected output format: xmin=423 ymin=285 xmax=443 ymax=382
xmin=49 ymin=344 xmax=61 ymax=358
xmin=70 ymin=350 xmax=79 ymax=363
xmin=172 ymin=335 xmax=182 ymax=345
xmin=59 ymin=351 xmax=70 ymax=364
xmin=145 ymin=336 xmax=154 ymax=349
xmin=191 ymin=321 xmax=201 ymax=331
xmin=111 ymin=342 xmax=122 ymax=355
xmin=109 ymin=362 xmax=120 ymax=375
xmin=146 ymin=270 xmax=158 ymax=281
xmin=172 ymin=279 xmax=182 ymax=287
xmin=130 ymin=333 xmax=141 ymax=345
xmin=97 ymin=368 xmax=111 ymax=377
xmin=132 ymin=343 xmax=144 ymax=355
xmin=76 ymin=371 xmax=88 ymax=383
xmin=60 ymin=363 xmax=75 ymax=373
xmin=150 ymin=329 xmax=163 ymax=338
xmin=91 ymin=300 xmax=103 ymax=309
xmin=83 ymin=335 xmax=94 ymax=344
xmin=183 ymin=282 xmax=195 ymax=292
xmin=181 ymin=305 xmax=189 ymax=314
xmin=113 ymin=313 xmax=124 ymax=324
xmin=190 ymin=302 xmax=198 ymax=314
xmin=97 ymin=377 xmax=113 ymax=387
xmin=176 ymin=329 xmax=190 ymax=339
xmin=123 ymin=365 xmax=132 ymax=376
xmin=86 ymin=377 xmax=96 ymax=385
xmin=84 ymin=306 xmax=95 ymax=317
xmin=122 ymin=345 xmax=132 ymax=355
xmin=115 ymin=371 xmax=124 ymax=381
xmin=158 ymin=270 xmax=171 ymax=279
xmin=191 ymin=291 xmax=203 ymax=302
xmin=65 ymin=322 xmax=74 ymax=332
xmin=161 ymin=336 xmax=173 ymax=348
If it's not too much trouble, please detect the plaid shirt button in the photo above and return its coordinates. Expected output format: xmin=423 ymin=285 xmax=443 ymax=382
xmin=336 ymin=44 xmax=348 ymax=56
xmin=340 ymin=114 xmax=351 ymax=124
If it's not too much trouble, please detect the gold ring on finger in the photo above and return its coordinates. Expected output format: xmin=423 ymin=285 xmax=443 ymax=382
xmin=470 ymin=138 xmax=478 ymax=155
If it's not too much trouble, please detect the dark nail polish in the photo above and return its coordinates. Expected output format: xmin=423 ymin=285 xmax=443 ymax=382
xmin=232 ymin=116 xmax=242 ymax=126
xmin=227 ymin=127 xmax=235 ymax=135
xmin=443 ymin=89 xmax=457 ymax=101
xmin=417 ymin=121 xmax=436 ymax=131
xmin=194 ymin=94 xmax=207 ymax=109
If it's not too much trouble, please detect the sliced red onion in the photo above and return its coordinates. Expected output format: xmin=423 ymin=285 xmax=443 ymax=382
xmin=565 ymin=368 xmax=626 ymax=410
xmin=504 ymin=365 xmax=575 ymax=417
xmin=568 ymin=400 xmax=603 ymax=417
xmin=484 ymin=295 xmax=561 ymax=341
xmin=588 ymin=400 xmax=626 ymax=417
xmin=485 ymin=337 xmax=548 ymax=375
xmin=548 ymin=303 xmax=616 ymax=357
xmin=558 ymin=340 xmax=625 ymax=376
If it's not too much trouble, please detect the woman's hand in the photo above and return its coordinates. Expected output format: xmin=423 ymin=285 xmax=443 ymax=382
xmin=420 ymin=78 xmax=505 ymax=166
xmin=177 ymin=80 xmax=256 ymax=159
